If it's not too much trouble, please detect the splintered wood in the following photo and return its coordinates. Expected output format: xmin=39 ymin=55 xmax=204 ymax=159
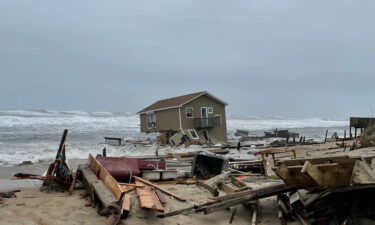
xmin=135 ymin=180 xmax=164 ymax=212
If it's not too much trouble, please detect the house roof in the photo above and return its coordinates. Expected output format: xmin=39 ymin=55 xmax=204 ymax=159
xmin=137 ymin=91 xmax=228 ymax=114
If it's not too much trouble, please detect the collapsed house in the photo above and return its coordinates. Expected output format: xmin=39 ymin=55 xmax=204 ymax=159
xmin=137 ymin=91 xmax=228 ymax=146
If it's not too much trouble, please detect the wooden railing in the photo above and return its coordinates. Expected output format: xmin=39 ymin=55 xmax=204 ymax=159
xmin=194 ymin=116 xmax=221 ymax=128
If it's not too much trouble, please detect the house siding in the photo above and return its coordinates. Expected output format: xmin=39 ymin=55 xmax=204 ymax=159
xmin=180 ymin=95 xmax=227 ymax=144
xmin=140 ymin=108 xmax=180 ymax=133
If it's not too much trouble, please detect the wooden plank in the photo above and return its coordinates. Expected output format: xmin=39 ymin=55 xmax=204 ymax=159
xmin=120 ymin=186 xmax=136 ymax=193
xmin=219 ymin=183 xmax=236 ymax=194
xmin=196 ymin=180 xmax=219 ymax=196
xmin=88 ymin=154 xmax=123 ymax=200
xmin=154 ymin=188 xmax=167 ymax=204
xmin=216 ymin=183 xmax=288 ymax=202
xmin=200 ymin=184 xmax=299 ymax=214
xmin=301 ymin=161 xmax=324 ymax=186
xmin=69 ymin=171 xmax=78 ymax=195
xmin=91 ymin=181 xmax=118 ymax=207
xmin=56 ymin=129 xmax=68 ymax=159
xmin=351 ymin=160 xmax=375 ymax=184
xmin=205 ymin=171 xmax=231 ymax=187
xmin=122 ymin=194 xmax=132 ymax=211
xmin=135 ymin=180 xmax=164 ymax=212
xmin=134 ymin=176 xmax=186 ymax=202
xmin=230 ymin=176 xmax=248 ymax=188
xmin=276 ymin=164 xmax=301 ymax=186
xmin=250 ymin=201 xmax=258 ymax=225
xmin=79 ymin=165 xmax=98 ymax=199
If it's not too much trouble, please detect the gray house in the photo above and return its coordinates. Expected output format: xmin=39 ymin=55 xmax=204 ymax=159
xmin=137 ymin=91 xmax=228 ymax=145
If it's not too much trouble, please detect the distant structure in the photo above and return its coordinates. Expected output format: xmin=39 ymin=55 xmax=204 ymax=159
xmin=137 ymin=91 xmax=228 ymax=145
xmin=350 ymin=117 xmax=375 ymax=138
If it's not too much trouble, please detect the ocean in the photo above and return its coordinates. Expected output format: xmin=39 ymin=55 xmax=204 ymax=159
xmin=0 ymin=110 xmax=348 ymax=166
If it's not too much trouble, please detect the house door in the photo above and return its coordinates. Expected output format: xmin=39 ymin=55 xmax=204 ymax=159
xmin=202 ymin=129 xmax=210 ymax=143
xmin=201 ymin=107 xmax=208 ymax=126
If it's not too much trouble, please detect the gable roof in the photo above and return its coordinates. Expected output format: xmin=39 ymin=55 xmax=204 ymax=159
xmin=137 ymin=91 xmax=228 ymax=114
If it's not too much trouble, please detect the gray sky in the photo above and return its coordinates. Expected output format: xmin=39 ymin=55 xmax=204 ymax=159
xmin=0 ymin=0 xmax=374 ymax=118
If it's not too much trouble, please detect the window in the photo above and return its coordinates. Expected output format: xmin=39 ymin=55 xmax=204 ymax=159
xmin=208 ymin=107 xmax=213 ymax=114
xmin=188 ymin=129 xmax=199 ymax=140
xmin=147 ymin=112 xmax=156 ymax=128
xmin=185 ymin=107 xmax=193 ymax=118
xmin=213 ymin=115 xmax=222 ymax=126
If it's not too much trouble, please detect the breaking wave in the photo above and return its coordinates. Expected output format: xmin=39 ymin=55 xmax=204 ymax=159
xmin=0 ymin=110 xmax=348 ymax=166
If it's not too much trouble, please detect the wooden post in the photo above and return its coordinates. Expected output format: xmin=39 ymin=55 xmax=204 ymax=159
xmin=324 ymin=129 xmax=328 ymax=143
xmin=292 ymin=149 xmax=296 ymax=159
xmin=102 ymin=148 xmax=107 ymax=157
xmin=56 ymin=129 xmax=68 ymax=159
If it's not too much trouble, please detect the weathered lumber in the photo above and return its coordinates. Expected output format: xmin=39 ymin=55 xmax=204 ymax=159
xmin=135 ymin=180 xmax=164 ymax=212
xmin=219 ymin=183 xmax=237 ymax=194
xmin=106 ymin=213 xmax=120 ymax=225
xmin=79 ymin=165 xmax=117 ymax=209
xmin=134 ymin=176 xmax=186 ymax=202
xmin=159 ymin=183 xmax=299 ymax=218
xmin=91 ymin=181 xmax=118 ymax=208
xmin=88 ymin=154 xmax=123 ymax=200
xmin=120 ymin=193 xmax=132 ymax=219
xmin=230 ymin=176 xmax=248 ymax=188
xmin=250 ymin=201 xmax=258 ymax=225
xmin=69 ymin=170 xmax=78 ymax=195
xmin=157 ymin=201 xmax=217 ymax=218
xmin=154 ymin=188 xmax=167 ymax=204
xmin=205 ymin=171 xmax=231 ymax=187
xmin=78 ymin=165 xmax=97 ymax=199
xmin=196 ymin=180 xmax=219 ymax=196
xmin=350 ymin=160 xmax=375 ymax=184
xmin=200 ymin=184 xmax=299 ymax=214
xmin=216 ymin=183 xmax=288 ymax=202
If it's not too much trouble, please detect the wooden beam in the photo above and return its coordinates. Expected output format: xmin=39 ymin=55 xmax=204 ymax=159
xmin=196 ymin=180 xmax=219 ymax=196
xmin=301 ymin=161 xmax=324 ymax=186
xmin=351 ymin=160 xmax=375 ymax=184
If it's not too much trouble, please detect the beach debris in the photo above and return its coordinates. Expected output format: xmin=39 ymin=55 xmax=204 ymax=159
xmin=274 ymin=155 xmax=375 ymax=187
xmin=17 ymin=160 xmax=33 ymax=166
xmin=135 ymin=179 xmax=164 ymax=212
xmin=12 ymin=173 xmax=45 ymax=181
xmin=73 ymin=154 xmax=185 ymax=224
xmin=235 ymin=129 xmax=249 ymax=137
xmin=191 ymin=153 xmax=229 ymax=180
xmin=104 ymin=137 xmax=125 ymax=146
xmin=0 ymin=190 xmax=20 ymax=198
xmin=158 ymin=183 xmax=297 ymax=218
xmin=134 ymin=176 xmax=186 ymax=202
xmin=277 ymin=184 xmax=375 ymax=225
xmin=43 ymin=129 xmax=73 ymax=192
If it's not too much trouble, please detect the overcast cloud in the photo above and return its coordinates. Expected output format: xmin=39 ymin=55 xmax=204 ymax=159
xmin=0 ymin=0 xmax=374 ymax=118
